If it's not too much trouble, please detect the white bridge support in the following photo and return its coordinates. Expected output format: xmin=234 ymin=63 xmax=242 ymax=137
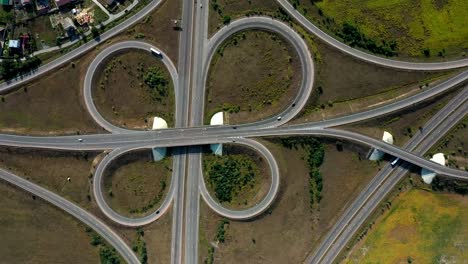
xmin=369 ymin=131 xmax=394 ymax=161
xmin=151 ymin=117 xmax=168 ymax=161
xmin=210 ymin=112 xmax=224 ymax=156
xmin=421 ymin=153 xmax=446 ymax=184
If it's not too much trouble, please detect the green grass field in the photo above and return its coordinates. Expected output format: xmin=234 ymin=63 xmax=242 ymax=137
xmin=310 ymin=0 xmax=468 ymax=58
xmin=346 ymin=189 xmax=467 ymax=263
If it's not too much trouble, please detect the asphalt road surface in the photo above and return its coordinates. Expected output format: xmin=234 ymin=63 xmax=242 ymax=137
xmin=276 ymin=0 xmax=468 ymax=71
xmin=308 ymin=87 xmax=468 ymax=263
xmin=0 ymin=1 xmax=467 ymax=263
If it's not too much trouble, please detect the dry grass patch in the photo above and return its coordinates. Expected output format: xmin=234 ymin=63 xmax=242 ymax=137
xmin=103 ymin=149 xmax=173 ymax=218
xmin=0 ymin=181 xmax=100 ymax=263
xmin=199 ymin=138 xmax=379 ymax=263
xmin=93 ymin=50 xmax=175 ymax=129
xmin=205 ymin=30 xmax=300 ymax=124
xmin=343 ymin=85 xmax=462 ymax=147
xmin=0 ymin=147 xmax=97 ymax=208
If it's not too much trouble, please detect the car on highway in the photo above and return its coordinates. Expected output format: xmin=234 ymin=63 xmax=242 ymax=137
xmin=391 ymin=157 xmax=400 ymax=167
xmin=78 ymin=138 xmax=83 ymax=142
xmin=150 ymin=48 xmax=162 ymax=57
xmin=277 ymin=116 xmax=282 ymax=121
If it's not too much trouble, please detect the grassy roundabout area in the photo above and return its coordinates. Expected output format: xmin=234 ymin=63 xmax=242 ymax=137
xmin=203 ymin=144 xmax=270 ymax=209
xmin=205 ymin=30 xmax=301 ymax=124
xmin=290 ymin=0 xmax=467 ymax=59
xmin=93 ymin=50 xmax=174 ymax=129
xmin=103 ymin=150 xmax=172 ymax=218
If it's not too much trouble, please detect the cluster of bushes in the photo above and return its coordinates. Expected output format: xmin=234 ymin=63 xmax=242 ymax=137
xmin=338 ymin=22 xmax=397 ymax=57
xmin=0 ymin=56 xmax=41 ymax=80
xmin=144 ymin=67 xmax=169 ymax=102
xmin=204 ymin=219 xmax=229 ymax=264
xmin=431 ymin=177 xmax=468 ymax=195
xmin=211 ymin=0 xmax=232 ymax=25
xmin=85 ymin=227 xmax=121 ymax=264
xmin=216 ymin=218 xmax=229 ymax=243
xmin=221 ymin=102 xmax=240 ymax=113
xmin=204 ymin=155 xmax=256 ymax=203
xmin=280 ymin=137 xmax=325 ymax=205
xmin=132 ymin=228 xmax=148 ymax=264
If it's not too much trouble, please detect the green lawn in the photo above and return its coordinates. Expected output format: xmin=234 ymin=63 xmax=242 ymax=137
xmin=313 ymin=0 xmax=468 ymax=57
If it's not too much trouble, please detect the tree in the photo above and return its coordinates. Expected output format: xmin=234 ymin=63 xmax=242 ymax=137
xmin=222 ymin=15 xmax=231 ymax=25
xmin=423 ymin=48 xmax=430 ymax=57
xmin=91 ymin=27 xmax=100 ymax=39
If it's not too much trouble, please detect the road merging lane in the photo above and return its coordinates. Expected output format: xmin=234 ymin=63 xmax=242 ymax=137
xmin=0 ymin=8 xmax=467 ymax=263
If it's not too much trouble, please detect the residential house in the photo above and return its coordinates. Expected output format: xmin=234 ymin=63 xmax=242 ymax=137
xmin=55 ymin=0 xmax=73 ymax=8
xmin=0 ymin=0 xmax=13 ymax=6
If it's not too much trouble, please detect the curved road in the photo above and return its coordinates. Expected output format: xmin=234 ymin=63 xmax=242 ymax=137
xmin=203 ymin=17 xmax=314 ymax=127
xmin=0 ymin=168 xmax=140 ymax=264
xmin=0 ymin=1 xmax=467 ymax=262
xmin=309 ymin=87 xmax=468 ymax=263
xmin=83 ymin=41 xmax=179 ymax=134
xmin=198 ymin=138 xmax=280 ymax=220
xmin=276 ymin=0 xmax=468 ymax=71
xmin=92 ymin=146 xmax=177 ymax=226
xmin=0 ymin=0 xmax=166 ymax=94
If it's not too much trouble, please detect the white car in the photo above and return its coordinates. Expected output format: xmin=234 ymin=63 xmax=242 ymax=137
xmin=78 ymin=138 xmax=83 ymax=142
xmin=200 ymin=3 xmax=202 ymax=8
xmin=277 ymin=116 xmax=282 ymax=121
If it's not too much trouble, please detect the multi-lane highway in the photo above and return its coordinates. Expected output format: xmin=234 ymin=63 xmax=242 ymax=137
xmin=0 ymin=1 xmax=467 ymax=263
xmin=308 ymin=87 xmax=468 ymax=264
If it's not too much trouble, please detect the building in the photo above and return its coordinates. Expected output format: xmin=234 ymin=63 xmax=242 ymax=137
xmin=0 ymin=0 xmax=13 ymax=6
xmin=55 ymin=0 xmax=73 ymax=8
xmin=8 ymin=39 xmax=20 ymax=49
xmin=36 ymin=0 xmax=50 ymax=14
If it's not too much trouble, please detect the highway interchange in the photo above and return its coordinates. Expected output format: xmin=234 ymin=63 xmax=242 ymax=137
xmin=0 ymin=0 xmax=467 ymax=263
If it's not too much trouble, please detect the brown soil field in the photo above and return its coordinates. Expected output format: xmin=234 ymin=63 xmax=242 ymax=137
xmin=0 ymin=0 xmax=180 ymax=135
xmin=199 ymin=138 xmax=379 ymax=263
xmin=0 ymin=181 xmax=100 ymax=263
xmin=208 ymin=0 xmax=279 ymax=35
xmin=312 ymin=41 xmax=447 ymax=105
xmin=0 ymin=60 xmax=102 ymax=135
xmin=93 ymin=50 xmax=175 ymax=129
xmin=205 ymin=30 xmax=301 ymax=124
xmin=202 ymin=144 xmax=271 ymax=210
xmin=343 ymin=86 xmax=462 ymax=147
xmin=127 ymin=0 xmax=181 ymax=63
xmin=0 ymin=146 xmax=173 ymax=263
xmin=0 ymin=147 xmax=97 ymax=207
xmin=103 ymin=149 xmax=173 ymax=218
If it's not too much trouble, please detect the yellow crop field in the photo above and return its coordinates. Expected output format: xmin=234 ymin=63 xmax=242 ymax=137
xmin=346 ymin=189 xmax=467 ymax=263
